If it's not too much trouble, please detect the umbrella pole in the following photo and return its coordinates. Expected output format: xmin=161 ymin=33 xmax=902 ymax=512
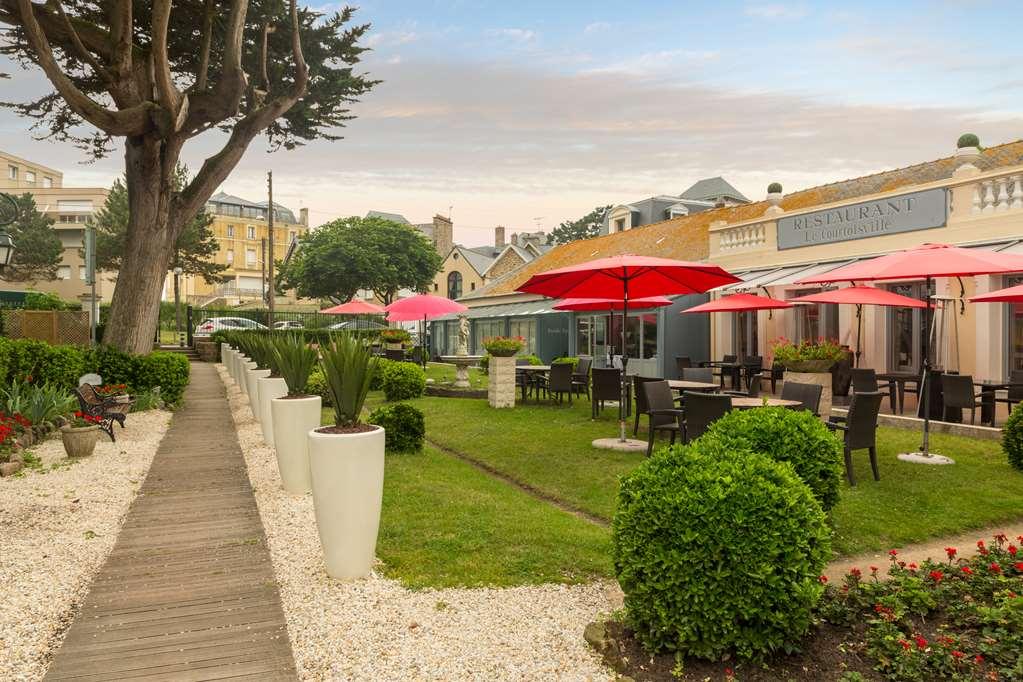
xmin=620 ymin=290 xmax=629 ymax=442
xmin=855 ymin=304 xmax=862 ymax=368
xmin=920 ymin=276 xmax=933 ymax=457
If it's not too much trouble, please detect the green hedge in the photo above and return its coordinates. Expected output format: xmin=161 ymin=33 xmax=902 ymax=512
xmin=0 ymin=339 xmax=190 ymax=406
xmin=1003 ymin=402 xmax=1023 ymax=470
xmin=368 ymin=402 xmax=425 ymax=453
xmin=219 ymin=328 xmax=382 ymax=346
xmin=381 ymin=361 xmax=426 ymax=402
xmin=612 ymin=442 xmax=831 ymax=661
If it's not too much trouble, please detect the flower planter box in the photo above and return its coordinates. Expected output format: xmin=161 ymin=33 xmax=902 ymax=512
xmin=61 ymin=424 xmax=101 ymax=457
xmin=488 ymin=355 xmax=516 ymax=408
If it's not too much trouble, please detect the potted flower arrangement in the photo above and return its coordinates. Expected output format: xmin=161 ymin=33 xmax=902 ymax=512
xmin=772 ymin=337 xmax=846 ymax=418
xmin=269 ymin=334 xmax=321 ymax=494
xmin=484 ymin=336 xmax=524 ymax=408
xmin=0 ymin=414 xmax=27 ymax=476
xmin=380 ymin=328 xmax=411 ymax=351
xmin=96 ymin=383 xmax=131 ymax=405
xmin=61 ymin=410 xmax=103 ymax=457
xmin=308 ymin=333 xmax=382 ymax=580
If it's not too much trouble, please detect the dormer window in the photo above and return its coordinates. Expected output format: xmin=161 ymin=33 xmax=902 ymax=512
xmin=614 ymin=218 xmax=626 ymax=233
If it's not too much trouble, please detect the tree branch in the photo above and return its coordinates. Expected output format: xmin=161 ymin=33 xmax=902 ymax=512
xmin=0 ymin=0 xmax=115 ymax=60
xmin=53 ymin=1 xmax=112 ymax=83
xmin=195 ymin=0 xmax=214 ymax=92
xmin=108 ymin=0 xmax=132 ymax=76
xmin=150 ymin=0 xmax=181 ymax=112
xmin=14 ymin=0 xmax=154 ymax=136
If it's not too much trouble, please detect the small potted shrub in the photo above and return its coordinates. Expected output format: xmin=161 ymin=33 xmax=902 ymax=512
xmin=772 ymin=337 xmax=846 ymax=418
xmin=308 ymin=333 xmax=383 ymax=580
xmin=767 ymin=182 xmax=783 ymax=206
xmin=380 ymin=328 xmax=411 ymax=350
xmin=270 ymin=334 xmax=321 ymax=494
xmin=257 ymin=339 xmax=290 ymax=446
xmin=242 ymin=336 xmax=273 ymax=421
xmin=484 ymin=336 xmax=524 ymax=408
xmin=61 ymin=410 xmax=103 ymax=457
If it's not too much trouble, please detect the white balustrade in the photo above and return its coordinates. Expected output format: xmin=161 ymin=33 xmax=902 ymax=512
xmin=970 ymin=173 xmax=1023 ymax=214
xmin=718 ymin=222 xmax=767 ymax=251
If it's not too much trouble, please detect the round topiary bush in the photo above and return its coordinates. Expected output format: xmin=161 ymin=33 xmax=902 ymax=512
xmin=1002 ymin=402 xmax=1023 ymax=470
xmin=767 ymin=182 xmax=783 ymax=194
xmin=696 ymin=407 xmax=844 ymax=510
xmin=306 ymin=369 xmax=331 ymax=406
xmin=612 ymin=443 xmax=831 ymax=661
xmin=368 ymin=402 xmax=425 ymax=453
xmin=957 ymin=133 xmax=980 ymax=149
xmin=369 ymin=358 xmax=393 ymax=391
xmin=381 ymin=361 xmax=426 ymax=401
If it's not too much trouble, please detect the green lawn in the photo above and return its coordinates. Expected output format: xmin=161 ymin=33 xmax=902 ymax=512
xmin=410 ymin=394 xmax=1023 ymax=557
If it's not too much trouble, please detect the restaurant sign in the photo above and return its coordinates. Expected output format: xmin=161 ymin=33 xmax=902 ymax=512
xmin=776 ymin=187 xmax=947 ymax=250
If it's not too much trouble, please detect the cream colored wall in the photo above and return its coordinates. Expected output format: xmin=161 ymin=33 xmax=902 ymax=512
xmin=0 ymin=151 xmax=62 ymax=190
xmin=607 ymin=206 xmax=632 ymax=233
xmin=433 ymin=249 xmax=484 ymax=298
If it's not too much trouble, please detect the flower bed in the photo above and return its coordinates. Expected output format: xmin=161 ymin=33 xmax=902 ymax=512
xmin=771 ymin=337 xmax=846 ymax=372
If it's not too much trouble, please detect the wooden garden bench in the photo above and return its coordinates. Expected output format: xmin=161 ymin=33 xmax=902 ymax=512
xmin=74 ymin=383 xmax=135 ymax=442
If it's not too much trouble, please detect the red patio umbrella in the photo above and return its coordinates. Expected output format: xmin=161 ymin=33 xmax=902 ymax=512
xmin=552 ymin=296 xmax=673 ymax=311
xmin=969 ymin=283 xmax=1023 ymax=303
xmin=682 ymin=293 xmax=792 ymax=314
xmin=798 ymin=243 xmax=1023 ymax=460
xmin=320 ymin=299 xmax=386 ymax=315
xmin=384 ymin=294 xmax=469 ymax=367
xmin=788 ymin=286 xmax=926 ymax=367
xmin=518 ymin=255 xmax=740 ymax=442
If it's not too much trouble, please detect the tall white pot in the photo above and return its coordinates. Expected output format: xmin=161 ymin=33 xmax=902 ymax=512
xmin=308 ymin=426 xmax=385 ymax=580
xmin=238 ymin=360 xmax=256 ymax=396
xmin=258 ymin=377 xmax=289 ymax=445
xmin=220 ymin=343 xmax=231 ymax=368
xmin=224 ymin=347 xmax=236 ymax=380
xmin=245 ymin=368 xmax=271 ymax=418
xmin=271 ymin=395 xmax=321 ymax=494
xmin=233 ymin=354 xmax=249 ymax=384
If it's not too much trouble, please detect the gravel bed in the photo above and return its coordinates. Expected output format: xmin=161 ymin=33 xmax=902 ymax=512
xmin=219 ymin=365 xmax=620 ymax=681
xmin=0 ymin=409 xmax=172 ymax=681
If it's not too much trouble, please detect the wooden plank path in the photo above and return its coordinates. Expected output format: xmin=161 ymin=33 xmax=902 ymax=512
xmin=45 ymin=363 xmax=297 ymax=681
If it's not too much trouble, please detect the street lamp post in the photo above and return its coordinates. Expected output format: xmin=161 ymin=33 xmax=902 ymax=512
xmin=0 ymin=193 xmax=18 ymax=272
xmin=173 ymin=265 xmax=184 ymax=348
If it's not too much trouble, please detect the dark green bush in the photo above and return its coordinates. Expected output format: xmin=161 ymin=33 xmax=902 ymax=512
xmin=306 ymin=369 xmax=331 ymax=406
xmin=521 ymin=354 xmax=542 ymax=366
xmin=957 ymin=133 xmax=980 ymax=149
xmin=85 ymin=344 xmax=136 ymax=386
xmin=767 ymin=182 xmax=783 ymax=194
xmin=36 ymin=345 xmax=86 ymax=388
xmin=381 ymin=361 xmax=425 ymax=401
xmin=5 ymin=338 xmax=49 ymax=382
xmin=369 ymin=358 xmax=393 ymax=391
xmin=479 ymin=353 xmax=490 ymax=374
xmin=368 ymin=402 xmax=425 ymax=453
xmin=696 ymin=407 xmax=844 ymax=510
xmin=1003 ymin=402 xmax=1023 ymax=470
xmin=551 ymin=356 xmax=579 ymax=369
xmin=612 ymin=442 xmax=831 ymax=661
xmin=133 ymin=351 xmax=190 ymax=405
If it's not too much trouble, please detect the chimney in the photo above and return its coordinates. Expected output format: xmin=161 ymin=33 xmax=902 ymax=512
xmin=299 ymin=207 xmax=309 ymax=226
xmin=494 ymin=226 xmax=505 ymax=249
xmin=510 ymin=232 xmax=518 ymax=247
xmin=433 ymin=214 xmax=453 ymax=257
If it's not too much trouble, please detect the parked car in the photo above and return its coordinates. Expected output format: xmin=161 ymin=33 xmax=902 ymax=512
xmin=327 ymin=320 xmax=388 ymax=331
xmin=194 ymin=317 xmax=268 ymax=336
xmin=273 ymin=320 xmax=305 ymax=330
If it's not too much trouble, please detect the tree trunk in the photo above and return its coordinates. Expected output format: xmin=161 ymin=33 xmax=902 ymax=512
xmin=102 ymin=137 xmax=181 ymax=354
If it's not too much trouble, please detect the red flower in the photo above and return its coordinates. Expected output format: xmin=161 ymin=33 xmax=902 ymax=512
xmin=908 ymin=562 xmax=918 ymax=571
xmin=1015 ymin=562 xmax=1023 ymax=571
xmin=962 ymin=566 xmax=973 ymax=575
xmin=1009 ymin=545 xmax=1018 ymax=556
xmin=914 ymin=635 xmax=927 ymax=650
xmin=870 ymin=565 xmax=879 ymax=575
xmin=945 ymin=547 xmax=958 ymax=560
xmin=888 ymin=549 xmax=898 ymax=558
xmin=849 ymin=567 xmax=862 ymax=578
xmin=898 ymin=639 xmax=911 ymax=651
xmin=818 ymin=575 xmax=828 ymax=584
xmin=952 ymin=650 xmax=964 ymax=659
xmin=988 ymin=562 xmax=1001 ymax=574
xmin=975 ymin=654 xmax=984 ymax=664
xmin=995 ymin=533 xmax=1007 ymax=546
xmin=929 ymin=570 xmax=944 ymax=583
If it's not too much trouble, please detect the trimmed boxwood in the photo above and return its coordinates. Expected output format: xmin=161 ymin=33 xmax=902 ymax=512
xmin=369 ymin=357 xmax=394 ymax=391
xmin=957 ymin=133 xmax=980 ymax=149
xmin=612 ymin=442 xmax=831 ymax=661
xmin=134 ymin=352 xmax=190 ymax=405
xmin=1003 ymin=402 xmax=1023 ymax=470
xmin=306 ymin=369 xmax=331 ymax=406
xmin=368 ymin=402 xmax=425 ymax=453
xmin=696 ymin=407 xmax=844 ymax=510
xmin=381 ymin=361 xmax=426 ymax=401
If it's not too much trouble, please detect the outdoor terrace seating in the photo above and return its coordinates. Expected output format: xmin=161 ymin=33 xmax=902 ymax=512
xmin=641 ymin=380 xmax=685 ymax=456
xmin=827 ymin=391 xmax=884 ymax=486
xmin=682 ymin=391 xmax=732 ymax=443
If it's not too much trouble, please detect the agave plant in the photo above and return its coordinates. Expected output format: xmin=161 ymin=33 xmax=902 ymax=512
xmin=23 ymin=384 xmax=76 ymax=424
xmin=271 ymin=334 xmax=318 ymax=396
xmin=319 ymin=332 xmax=378 ymax=427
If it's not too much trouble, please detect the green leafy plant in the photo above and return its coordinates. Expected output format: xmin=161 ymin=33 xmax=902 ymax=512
xmin=369 ymin=357 xmax=393 ymax=391
xmin=1002 ymin=402 xmax=1023 ymax=470
xmin=271 ymin=335 xmax=318 ymax=396
xmin=767 ymin=182 xmax=783 ymax=194
xmin=20 ymin=383 xmax=76 ymax=425
xmin=380 ymin=328 xmax=412 ymax=344
xmin=612 ymin=442 xmax=831 ymax=662
xmin=368 ymin=402 xmax=425 ymax=453
xmin=957 ymin=133 xmax=980 ymax=149
xmin=771 ymin=337 xmax=846 ymax=371
xmin=319 ymin=333 xmax=378 ymax=427
xmin=479 ymin=353 xmax=490 ymax=374
xmin=551 ymin=356 xmax=580 ymax=369
xmin=133 ymin=352 xmax=190 ymax=405
xmin=483 ymin=336 xmax=525 ymax=357
xmin=696 ymin=407 xmax=844 ymax=510
xmin=306 ymin=369 xmax=331 ymax=406
xmin=381 ymin=361 xmax=426 ymax=402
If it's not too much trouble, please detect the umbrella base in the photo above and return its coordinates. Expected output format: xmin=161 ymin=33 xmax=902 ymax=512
xmin=592 ymin=437 xmax=648 ymax=453
xmin=897 ymin=452 xmax=955 ymax=465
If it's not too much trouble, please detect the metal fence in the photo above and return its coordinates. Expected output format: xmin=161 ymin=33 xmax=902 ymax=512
xmin=186 ymin=306 xmax=390 ymax=345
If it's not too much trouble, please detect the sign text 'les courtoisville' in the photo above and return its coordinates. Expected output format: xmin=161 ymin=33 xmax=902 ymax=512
xmin=776 ymin=188 xmax=948 ymax=250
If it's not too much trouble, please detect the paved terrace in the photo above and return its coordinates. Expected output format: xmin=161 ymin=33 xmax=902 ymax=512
xmin=45 ymin=363 xmax=296 ymax=681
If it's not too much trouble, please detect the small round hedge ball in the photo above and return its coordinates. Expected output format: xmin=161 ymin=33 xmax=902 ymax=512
xmin=612 ymin=443 xmax=831 ymax=661
xmin=1003 ymin=402 xmax=1023 ymax=470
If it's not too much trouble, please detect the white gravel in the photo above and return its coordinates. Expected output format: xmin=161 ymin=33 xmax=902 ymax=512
xmin=219 ymin=365 xmax=620 ymax=681
xmin=0 ymin=409 xmax=172 ymax=681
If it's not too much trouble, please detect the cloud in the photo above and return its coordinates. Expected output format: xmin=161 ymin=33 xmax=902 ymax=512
xmin=364 ymin=29 xmax=418 ymax=49
xmin=744 ymin=4 xmax=808 ymax=19
xmin=583 ymin=21 xmax=611 ymax=34
xmin=586 ymin=49 xmax=719 ymax=77
xmin=485 ymin=28 xmax=537 ymax=43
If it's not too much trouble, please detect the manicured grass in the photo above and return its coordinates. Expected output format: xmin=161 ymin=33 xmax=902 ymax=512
xmin=423 ymin=361 xmax=488 ymax=389
xmin=410 ymin=395 xmax=1023 ymax=558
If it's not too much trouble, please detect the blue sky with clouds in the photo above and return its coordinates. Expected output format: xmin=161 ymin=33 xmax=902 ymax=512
xmin=3 ymin=1 xmax=1022 ymax=245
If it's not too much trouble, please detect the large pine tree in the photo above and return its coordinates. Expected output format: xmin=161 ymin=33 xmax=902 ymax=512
xmin=0 ymin=193 xmax=63 ymax=283
xmin=0 ymin=1 xmax=377 ymax=352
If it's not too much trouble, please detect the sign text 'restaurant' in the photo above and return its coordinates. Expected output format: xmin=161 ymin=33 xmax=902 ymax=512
xmin=776 ymin=188 xmax=947 ymax=250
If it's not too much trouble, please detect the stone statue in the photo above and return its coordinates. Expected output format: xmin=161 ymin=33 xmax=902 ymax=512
xmin=457 ymin=314 xmax=469 ymax=356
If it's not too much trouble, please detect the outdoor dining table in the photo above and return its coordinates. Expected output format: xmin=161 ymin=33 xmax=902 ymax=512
xmin=667 ymin=379 xmax=720 ymax=392
xmin=974 ymin=379 xmax=1023 ymax=426
xmin=515 ymin=365 xmax=552 ymax=404
xmin=729 ymin=396 xmax=803 ymax=409
xmin=876 ymin=371 xmax=919 ymax=414
xmin=698 ymin=360 xmax=743 ymax=388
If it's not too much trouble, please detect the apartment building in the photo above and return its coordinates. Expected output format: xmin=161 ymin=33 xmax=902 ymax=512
xmin=0 ymin=150 xmax=110 ymax=303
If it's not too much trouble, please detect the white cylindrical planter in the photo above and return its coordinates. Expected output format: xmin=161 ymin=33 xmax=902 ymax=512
xmin=220 ymin=343 xmax=231 ymax=368
xmin=258 ymin=377 xmax=289 ymax=445
xmin=238 ymin=360 xmax=256 ymax=396
xmin=223 ymin=347 xmax=235 ymax=379
xmin=308 ymin=425 xmax=385 ymax=580
xmin=233 ymin=353 xmax=248 ymax=384
xmin=246 ymin=368 xmax=271 ymax=418
xmin=271 ymin=395 xmax=321 ymax=494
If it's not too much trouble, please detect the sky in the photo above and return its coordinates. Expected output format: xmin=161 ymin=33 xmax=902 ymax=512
xmin=2 ymin=0 xmax=1022 ymax=247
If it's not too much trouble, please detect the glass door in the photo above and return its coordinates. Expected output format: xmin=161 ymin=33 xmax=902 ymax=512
xmin=733 ymin=311 xmax=758 ymax=360
xmin=888 ymin=282 xmax=930 ymax=373
xmin=1006 ymin=276 xmax=1023 ymax=373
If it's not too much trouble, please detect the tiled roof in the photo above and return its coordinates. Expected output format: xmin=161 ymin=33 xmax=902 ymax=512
xmin=458 ymin=246 xmax=498 ymax=276
xmin=366 ymin=210 xmax=411 ymax=224
xmin=467 ymin=139 xmax=1023 ymax=300
xmin=680 ymin=176 xmax=750 ymax=203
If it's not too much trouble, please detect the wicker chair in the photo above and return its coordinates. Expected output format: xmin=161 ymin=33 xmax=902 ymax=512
xmin=641 ymin=380 xmax=685 ymax=456
xmin=827 ymin=391 xmax=883 ymax=485
xmin=780 ymin=381 xmax=823 ymax=416
xmin=633 ymin=375 xmax=668 ymax=436
xmin=572 ymin=356 xmax=592 ymax=399
xmin=591 ymin=368 xmax=628 ymax=419
xmin=682 ymin=391 xmax=732 ymax=443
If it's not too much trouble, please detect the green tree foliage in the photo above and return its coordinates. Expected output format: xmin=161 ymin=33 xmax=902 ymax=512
xmin=93 ymin=170 xmax=227 ymax=284
xmin=0 ymin=194 xmax=62 ymax=283
xmin=548 ymin=205 xmax=611 ymax=245
xmin=280 ymin=216 xmax=442 ymax=305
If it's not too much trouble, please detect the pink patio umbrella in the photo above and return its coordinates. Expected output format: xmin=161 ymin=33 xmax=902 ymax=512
xmin=798 ymin=243 xmax=1023 ymax=460
xmin=517 ymin=255 xmax=740 ymax=442
xmin=682 ymin=292 xmax=792 ymax=314
xmin=384 ymin=294 xmax=469 ymax=367
xmin=320 ymin=299 xmax=386 ymax=315
xmin=788 ymin=286 xmax=926 ymax=367
xmin=969 ymin=283 xmax=1023 ymax=303
xmin=552 ymin=296 xmax=673 ymax=312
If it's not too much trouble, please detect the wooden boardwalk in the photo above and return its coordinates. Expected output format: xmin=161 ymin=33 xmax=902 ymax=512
xmin=45 ymin=363 xmax=296 ymax=681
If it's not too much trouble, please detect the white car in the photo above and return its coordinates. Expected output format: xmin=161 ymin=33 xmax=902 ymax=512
xmin=194 ymin=317 xmax=268 ymax=335
xmin=327 ymin=320 xmax=388 ymax=331
xmin=273 ymin=320 xmax=304 ymax=330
